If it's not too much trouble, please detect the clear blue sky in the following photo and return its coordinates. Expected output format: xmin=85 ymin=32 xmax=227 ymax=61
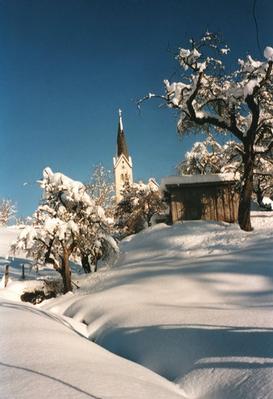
xmin=0 ymin=0 xmax=272 ymax=216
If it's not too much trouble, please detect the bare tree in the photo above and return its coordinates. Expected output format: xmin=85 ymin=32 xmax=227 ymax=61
xmin=0 ymin=199 xmax=16 ymax=226
xmin=86 ymin=164 xmax=115 ymax=218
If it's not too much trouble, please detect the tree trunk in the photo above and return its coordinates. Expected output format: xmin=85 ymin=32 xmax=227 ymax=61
xmin=81 ymin=254 xmax=91 ymax=273
xmin=254 ymin=179 xmax=263 ymax=207
xmin=93 ymin=259 xmax=98 ymax=273
xmin=60 ymin=248 xmax=72 ymax=293
xmin=89 ymin=255 xmax=98 ymax=272
xmin=238 ymin=144 xmax=255 ymax=231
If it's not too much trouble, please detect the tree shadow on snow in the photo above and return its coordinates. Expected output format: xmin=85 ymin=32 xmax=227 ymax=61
xmin=93 ymin=323 xmax=273 ymax=382
xmin=0 ymin=361 xmax=102 ymax=399
xmin=95 ymin=237 xmax=273 ymax=305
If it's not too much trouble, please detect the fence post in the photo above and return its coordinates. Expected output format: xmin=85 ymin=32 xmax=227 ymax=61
xmin=21 ymin=264 xmax=25 ymax=280
xmin=4 ymin=264 xmax=9 ymax=288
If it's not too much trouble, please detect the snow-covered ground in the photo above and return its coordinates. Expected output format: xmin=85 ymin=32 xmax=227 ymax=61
xmin=1 ymin=213 xmax=273 ymax=398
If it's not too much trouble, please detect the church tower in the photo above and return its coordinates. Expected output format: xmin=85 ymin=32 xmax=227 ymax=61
xmin=113 ymin=109 xmax=133 ymax=203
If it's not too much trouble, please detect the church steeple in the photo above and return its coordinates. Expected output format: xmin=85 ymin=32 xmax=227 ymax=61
xmin=113 ymin=109 xmax=133 ymax=203
xmin=117 ymin=109 xmax=129 ymax=159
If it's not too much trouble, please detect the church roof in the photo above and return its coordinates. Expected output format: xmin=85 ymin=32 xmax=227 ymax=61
xmin=117 ymin=109 xmax=129 ymax=160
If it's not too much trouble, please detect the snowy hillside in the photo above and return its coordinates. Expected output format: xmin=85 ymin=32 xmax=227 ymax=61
xmin=1 ymin=213 xmax=273 ymax=398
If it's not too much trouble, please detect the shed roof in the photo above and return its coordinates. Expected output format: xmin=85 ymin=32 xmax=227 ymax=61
xmin=160 ymin=173 xmax=239 ymax=191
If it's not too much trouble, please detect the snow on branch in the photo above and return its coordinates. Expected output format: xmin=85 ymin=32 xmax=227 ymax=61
xmin=140 ymin=33 xmax=273 ymax=143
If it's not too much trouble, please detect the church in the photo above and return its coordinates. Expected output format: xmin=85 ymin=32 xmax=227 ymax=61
xmin=113 ymin=110 xmax=158 ymax=203
xmin=112 ymin=110 xmax=239 ymax=225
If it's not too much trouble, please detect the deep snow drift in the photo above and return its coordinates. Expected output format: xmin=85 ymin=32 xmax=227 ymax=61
xmin=1 ymin=213 xmax=273 ymax=398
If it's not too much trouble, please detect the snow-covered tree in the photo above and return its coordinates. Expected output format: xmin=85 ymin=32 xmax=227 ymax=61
xmin=254 ymin=157 xmax=273 ymax=205
xmin=15 ymin=216 xmax=33 ymax=226
xmin=141 ymin=32 xmax=273 ymax=231
xmin=85 ymin=164 xmax=115 ymax=218
xmin=0 ymin=199 xmax=16 ymax=226
xmin=115 ymin=180 xmax=166 ymax=237
xmin=11 ymin=167 xmax=118 ymax=293
xmin=177 ymin=135 xmax=242 ymax=176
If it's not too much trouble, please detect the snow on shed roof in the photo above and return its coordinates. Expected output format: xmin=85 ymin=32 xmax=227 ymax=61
xmin=160 ymin=173 xmax=239 ymax=191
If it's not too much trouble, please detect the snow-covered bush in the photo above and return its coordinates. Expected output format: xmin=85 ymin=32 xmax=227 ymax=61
xmin=11 ymin=167 xmax=118 ymax=293
xmin=114 ymin=180 xmax=167 ymax=237
xmin=0 ymin=199 xmax=16 ymax=226
xmin=21 ymin=289 xmax=57 ymax=305
xmin=141 ymin=32 xmax=273 ymax=231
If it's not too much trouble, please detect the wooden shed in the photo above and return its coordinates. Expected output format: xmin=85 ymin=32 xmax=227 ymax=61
xmin=161 ymin=174 xmax=240 ymax=224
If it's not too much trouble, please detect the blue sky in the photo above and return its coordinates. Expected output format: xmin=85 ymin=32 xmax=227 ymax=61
xmin=1 ymin=0 xmax=272 ymax=216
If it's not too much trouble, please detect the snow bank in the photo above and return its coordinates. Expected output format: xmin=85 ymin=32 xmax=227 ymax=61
xmin=44 ymin=213 xmax=273 ymax=399
xmin=0 ymin=299 xmax=183 ymax=399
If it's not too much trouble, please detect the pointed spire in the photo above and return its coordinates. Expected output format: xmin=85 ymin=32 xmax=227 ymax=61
xmin=117 ymin=109 xmax=129 ymax=160
xmin=118 ymin=109 xmax=123 ymax=131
